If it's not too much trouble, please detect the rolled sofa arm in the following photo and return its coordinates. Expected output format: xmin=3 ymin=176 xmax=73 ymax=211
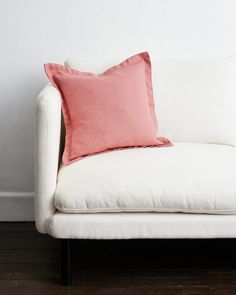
xmin=35 ymin=85 xmax=62 ymax=233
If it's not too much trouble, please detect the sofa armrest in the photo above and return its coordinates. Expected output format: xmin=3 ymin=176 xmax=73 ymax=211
xmin=35 ymin=85 xmax=61 ymax=233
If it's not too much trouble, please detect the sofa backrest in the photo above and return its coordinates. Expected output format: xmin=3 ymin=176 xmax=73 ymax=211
xmin=65 ymin=55 xmax=236 ymax=146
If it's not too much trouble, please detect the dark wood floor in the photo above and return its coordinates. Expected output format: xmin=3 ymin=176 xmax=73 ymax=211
xmin=1 ymin=223 xmax=236 ymax=295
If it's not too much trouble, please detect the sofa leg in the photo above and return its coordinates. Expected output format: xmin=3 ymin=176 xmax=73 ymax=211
xmin=61 ymin=239 xmax=71 ymax=285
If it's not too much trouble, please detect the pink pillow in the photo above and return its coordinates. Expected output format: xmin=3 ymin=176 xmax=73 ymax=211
xmin=44 ymin=52 xmax=172 ymax=165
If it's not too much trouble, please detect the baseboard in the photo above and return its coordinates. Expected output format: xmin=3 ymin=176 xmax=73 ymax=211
xmin=0 ymin=192 xmax=35 ymax=221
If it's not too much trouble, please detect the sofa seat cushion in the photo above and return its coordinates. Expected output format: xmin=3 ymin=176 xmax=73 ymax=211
xmin=55 ymin=143 xmax=236 ymax=214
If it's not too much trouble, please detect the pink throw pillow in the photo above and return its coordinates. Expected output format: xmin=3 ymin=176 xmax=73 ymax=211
xmin=45 ymin=52 xmax=172 ymax=165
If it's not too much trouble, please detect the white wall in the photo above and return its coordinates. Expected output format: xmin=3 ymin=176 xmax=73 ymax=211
xmin=1 ymin=0 xmax=236 ymax=220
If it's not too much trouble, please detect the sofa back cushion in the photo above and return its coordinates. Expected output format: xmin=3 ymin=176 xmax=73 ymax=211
xmin=66 ymin=55 xmax=236 ymax=146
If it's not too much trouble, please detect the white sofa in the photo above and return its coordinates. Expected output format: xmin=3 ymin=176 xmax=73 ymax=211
xmin=35 ymin=55 xmax=236 ymax=284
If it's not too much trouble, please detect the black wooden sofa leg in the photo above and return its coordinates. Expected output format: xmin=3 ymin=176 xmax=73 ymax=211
xmin=61 ymin=239 xmax=72 ymax=285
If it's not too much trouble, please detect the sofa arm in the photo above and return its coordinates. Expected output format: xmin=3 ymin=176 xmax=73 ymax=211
xmin=35 ymin=85 xmax=62 ymax=233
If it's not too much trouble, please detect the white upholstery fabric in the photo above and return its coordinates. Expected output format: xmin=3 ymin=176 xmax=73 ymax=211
xmin=35 ymin=57 xmax=236 ymax=238
xmin=66 ymin=56 xmax=236 ymax=146
xmin=55 ymin=143 xmax=236 ymax=214
xmin=48 ymin=212 xmax=236 ymax=239
xmin=35 ymin=85 xmax=62 ymax=233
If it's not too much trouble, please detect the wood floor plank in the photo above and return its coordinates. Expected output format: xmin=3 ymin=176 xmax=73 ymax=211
xmin=1 ymin=222 xmax=236 ymax=294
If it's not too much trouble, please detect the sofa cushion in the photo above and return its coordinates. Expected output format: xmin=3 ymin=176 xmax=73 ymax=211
xmin=66 ymin=56 xmax=236 ymax=146
xmin=55 ymin=143 xmax=236 ymax=214
xmin=45 ymin=52 xmax=171 ymax=165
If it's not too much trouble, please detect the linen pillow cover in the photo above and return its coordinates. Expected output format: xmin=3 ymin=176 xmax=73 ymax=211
xmin=45 ymin=52 xmax=171 ymax=165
